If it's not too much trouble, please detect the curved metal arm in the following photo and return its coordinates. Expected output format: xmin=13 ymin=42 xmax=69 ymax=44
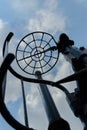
xmin=2 ymin=32 xmax=14 ymax=99
xmin=9 ymin=63 xmax=87 ymax=88
xmin=3 ymin=32 xmax=14 ymax=58
xmin=54 ymin=67 xmax=87 ymax=84
xmin=9 ymin=65 xmax=72 ymax=100
xmin=0 ymin=54 xmax=34 ymax=130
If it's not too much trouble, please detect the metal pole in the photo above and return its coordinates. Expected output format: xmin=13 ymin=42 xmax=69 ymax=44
xmin=21 ymin=80 xmax=29 ymax=127
xmin=35 ymin=71 xmax=70 ymax=130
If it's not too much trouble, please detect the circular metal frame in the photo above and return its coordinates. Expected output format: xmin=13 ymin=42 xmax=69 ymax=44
xmin=15 ymin=31 xmax=59 ymax=75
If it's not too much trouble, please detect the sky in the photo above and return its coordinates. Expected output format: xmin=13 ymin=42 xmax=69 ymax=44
xmin=0 ymin=0 xmax=87 ymax=130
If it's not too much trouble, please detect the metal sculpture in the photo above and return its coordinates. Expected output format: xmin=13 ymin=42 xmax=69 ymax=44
xmin=15 ymin=31 xmax=59 ymax=75
xmin=0 ymin=31 xmax=87 ymax=130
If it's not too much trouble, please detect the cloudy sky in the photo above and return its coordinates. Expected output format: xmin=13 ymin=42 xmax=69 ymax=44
xmin=0 ymin=0 xmax=87 ymax=130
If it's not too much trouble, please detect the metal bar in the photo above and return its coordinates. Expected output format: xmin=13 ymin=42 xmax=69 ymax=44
xmin=21 ymin=80 xmax=29 ymax=127
xmin=35 ymin=71 xmax=70 ymax=130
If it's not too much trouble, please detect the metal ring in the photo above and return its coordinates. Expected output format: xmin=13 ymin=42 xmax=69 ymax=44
xmin=15 ymin=31 xmax=59 ymax=75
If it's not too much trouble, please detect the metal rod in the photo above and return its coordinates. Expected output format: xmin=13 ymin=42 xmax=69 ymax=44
xmin=21 ymin=80 xmax=29 ymax=127
xmin=35 ymin=71 xmax=70 ymax=130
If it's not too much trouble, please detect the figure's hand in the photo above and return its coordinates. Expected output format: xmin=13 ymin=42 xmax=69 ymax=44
xmin=50 ymin=46 xmax=57 ymax=51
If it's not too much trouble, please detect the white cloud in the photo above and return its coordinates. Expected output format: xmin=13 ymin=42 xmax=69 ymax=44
xmin=5 ymin=72 xmax=22 ymax=102
xmin=53 ymin=54 xmax=77 ymax=91
xmin=26 ymin=0 xmax=67 ymax=34
xmin=54 ymin=54 xmax=72 ymax=80
xmin=28 ymin=10 xmax=66 ymax=33
xmin=26 ymin=84 xmax=40 ymax=109
xmin=0 ymin=0 xmax=67 ymax=36
xmin=0 ymin=19 xmax=9 ymax=32
xmin=26 ymin=94 xmax=39 ymax=108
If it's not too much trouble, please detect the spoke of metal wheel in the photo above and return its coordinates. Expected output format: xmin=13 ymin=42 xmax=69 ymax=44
xmin=22 ymin=39 xmax=33 ymax=50
xmin=32 ymin=33 xmax=37 ymax=47
xmin=40 ymin=33 xmax=44 ymax=46
xmin=38 ymin=55 xmax=43 ymax=73
xmin=23 ymin=59 xmax=33 ymax=70
xmin=48 ymin=37 xmax=53 ymax=43
xmin=17 ymin=54 xmax=33 ymax=61
xmin=43 ymin=43 xmax=49 ymax=50
xmin=43 ymin=58 xmax=52 ymax=68
xmin=43 ymin=38 xmax=52 ymax=49
xmin=18 ymin=54 xmax=32 ymax=61
xmin=22 ymin=39 xmax=28 ymax=45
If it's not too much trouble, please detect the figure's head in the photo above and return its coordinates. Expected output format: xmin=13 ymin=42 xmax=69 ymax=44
xmin=59 ymin=33 xmax=69 ymax=42
xmin=58 ymin=33 xmax=74 ymax=46
xmin=57 ymin=33 xmax=74 ymax=52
